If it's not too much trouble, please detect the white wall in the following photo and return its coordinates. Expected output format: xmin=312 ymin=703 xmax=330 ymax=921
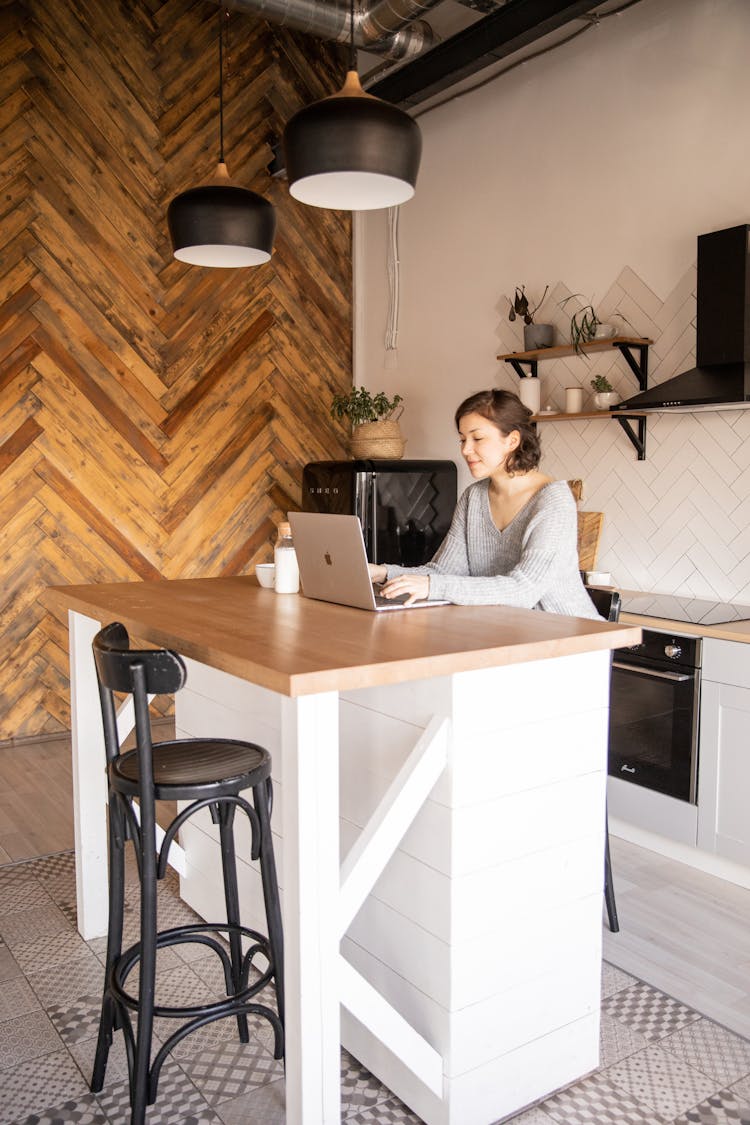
xmin=355 ymin=0 xmax=750 ymax=603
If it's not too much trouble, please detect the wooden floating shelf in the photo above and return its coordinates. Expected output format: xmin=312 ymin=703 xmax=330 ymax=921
xmin=533 ymin=410 xmax=648 ymax=422
xmin=497 ymin=335 xmax=653 ymax=460
xmin=497 ymin=336 xmax=653 ymax=363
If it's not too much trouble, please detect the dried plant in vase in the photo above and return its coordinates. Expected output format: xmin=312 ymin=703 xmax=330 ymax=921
xmin=507 ymin=285 xmax=553 ymax=350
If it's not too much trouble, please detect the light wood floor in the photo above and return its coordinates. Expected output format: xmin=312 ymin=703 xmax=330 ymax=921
xmin=0 ymin=735 xmax=74 ymax=862
xmin=2 ymin=737 xmax=748 ymax=1040
xmin=604 ymin=833 xmax=750 ymax=1040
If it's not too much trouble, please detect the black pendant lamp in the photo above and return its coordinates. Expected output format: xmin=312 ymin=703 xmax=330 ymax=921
xmin=282 ymin=0 xmax=422 ymax=211
xmin=167 ymin=9 xmax=276 ymax=267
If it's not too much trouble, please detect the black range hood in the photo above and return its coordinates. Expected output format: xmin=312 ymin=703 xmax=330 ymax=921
xmin=616 ymin=224 xmax=750 ymax=411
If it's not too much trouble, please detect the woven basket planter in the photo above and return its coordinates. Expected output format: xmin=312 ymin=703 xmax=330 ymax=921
xmin=350 ymin=420 xmax=405 ymax=459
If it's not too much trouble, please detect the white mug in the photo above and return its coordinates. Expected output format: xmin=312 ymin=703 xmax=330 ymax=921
xmin=565 ymin=387 xmax=583 ymax=413
xmin=593 ymin=323 xmax=617 ymax=340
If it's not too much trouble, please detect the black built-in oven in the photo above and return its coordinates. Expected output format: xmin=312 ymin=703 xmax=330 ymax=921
xmin=608 ymin=629 xmax=702 ymax=803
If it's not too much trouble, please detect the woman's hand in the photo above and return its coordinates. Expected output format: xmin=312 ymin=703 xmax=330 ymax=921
xmin=380 ymin=574 xmax=430 ymax=606
xmin=368 ymin=563 xmax=388 ymax=585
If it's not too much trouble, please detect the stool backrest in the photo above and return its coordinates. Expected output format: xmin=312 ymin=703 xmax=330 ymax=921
xmin=93 ymin=622 xmax=186 ymax=696
xmin=587 ymin=587 xmax=621 ymax=623
xmin=93 ymin=622 xmax=186 ymax=782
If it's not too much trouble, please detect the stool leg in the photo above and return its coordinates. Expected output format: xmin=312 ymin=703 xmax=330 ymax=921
xmin=604 ymin=809 xmax=620 ymax=933
xmin=132 ymin=824 xmax=158 ymax=1124
xmin=255 ymin=779 xmax=285 ymax=1042
xmin=217 ymin=803 xmax=249 ymax=1042
xmin=91 ymin=793 xmax=126 ymax=1092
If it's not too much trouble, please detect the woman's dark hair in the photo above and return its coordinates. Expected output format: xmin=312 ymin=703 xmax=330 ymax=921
xmin=454 ymin=389 xmax=541 ymax=474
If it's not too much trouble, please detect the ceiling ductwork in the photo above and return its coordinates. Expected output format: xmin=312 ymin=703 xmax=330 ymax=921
xmin=219 ymin=0 xmax=443 ymax=62
xmin=219 ymin=0 xmax=614 ymax=109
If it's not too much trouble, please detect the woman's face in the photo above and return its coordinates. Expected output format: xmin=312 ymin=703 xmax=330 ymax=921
xmin=457 ymin=412 xmax=520 ymax=479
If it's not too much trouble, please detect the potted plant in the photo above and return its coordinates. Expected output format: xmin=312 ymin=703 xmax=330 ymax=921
xmin=330 ymin=387 xmax=405 ymax=459
xmin=560 ymin=295 xmax=617 ymax=354
xmin=507 ymin=285 xmax=553 ymax=350
xmin=590 ymin=374 xmax=620 ymax=410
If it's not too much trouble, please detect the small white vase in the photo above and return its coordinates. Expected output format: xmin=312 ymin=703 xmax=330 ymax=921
xmin=517 ymin=375 xmax=541 ymax=413
xmin=593 ymin=391 xmax=620 ymax=410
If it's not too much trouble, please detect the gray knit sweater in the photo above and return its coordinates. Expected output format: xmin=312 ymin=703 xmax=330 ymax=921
xmin=385 ymin=479 xmax=600 ymax=618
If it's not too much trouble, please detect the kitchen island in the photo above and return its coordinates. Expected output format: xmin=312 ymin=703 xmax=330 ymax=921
xmin=45 ymin=576 xmax=640 ymax=1125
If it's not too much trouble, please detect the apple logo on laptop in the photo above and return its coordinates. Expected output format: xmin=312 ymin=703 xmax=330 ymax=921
xmin=324 ymin=552 xmax=333 ymax=566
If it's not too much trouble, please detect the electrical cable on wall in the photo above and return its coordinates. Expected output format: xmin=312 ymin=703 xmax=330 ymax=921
xmin=384 ymin=205 xmax=400 ymax=367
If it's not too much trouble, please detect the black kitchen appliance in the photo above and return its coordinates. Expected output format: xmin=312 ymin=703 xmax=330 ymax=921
xmin=609 ymin=628 xmax=702 ymax=803
xmin=616 ymin=224 xmax=750 ymax=410
xmin=301 ymin=459 xmax=457 ymax=566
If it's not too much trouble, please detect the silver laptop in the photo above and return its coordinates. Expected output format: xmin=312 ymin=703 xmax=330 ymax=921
xmin=287 ymin=512 xmax=448 ymax=612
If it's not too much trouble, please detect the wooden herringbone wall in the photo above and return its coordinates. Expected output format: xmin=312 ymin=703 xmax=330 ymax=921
xmin=0 ymin=0 xmax=352 ymax=740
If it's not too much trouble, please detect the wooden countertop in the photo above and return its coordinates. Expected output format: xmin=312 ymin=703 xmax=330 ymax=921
xmin=44 ymin=576 xmax=641 ymax=697
xmin=621 ymin=611 xmax=750 ymax=644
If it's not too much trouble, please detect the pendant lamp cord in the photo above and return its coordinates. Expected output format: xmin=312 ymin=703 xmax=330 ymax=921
xmin=219 ymin=7 xmax=226 ymax=163
xmin=349 ymin=0 xmax=355 ymax=71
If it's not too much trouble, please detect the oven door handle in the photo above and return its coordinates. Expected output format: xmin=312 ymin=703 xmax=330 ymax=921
xmin=612 ymin=660 xmax=691 ymax=683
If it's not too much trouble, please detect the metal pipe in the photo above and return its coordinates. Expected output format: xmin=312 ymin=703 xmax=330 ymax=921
xmin=218 ymin=0 xmax=440 ymax=59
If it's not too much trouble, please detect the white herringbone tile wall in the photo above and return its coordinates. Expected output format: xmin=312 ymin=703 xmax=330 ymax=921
xmin=497 ymin=266 xmax=750 ymax=604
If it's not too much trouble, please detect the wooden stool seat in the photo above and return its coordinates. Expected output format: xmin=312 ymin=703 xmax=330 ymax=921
xmin=112 ymin=738 xmax=268 ymax=796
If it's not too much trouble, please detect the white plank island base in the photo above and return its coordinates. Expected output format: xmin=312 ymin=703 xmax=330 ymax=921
xmin=45 ymin=576 xmax=640 ymax=1125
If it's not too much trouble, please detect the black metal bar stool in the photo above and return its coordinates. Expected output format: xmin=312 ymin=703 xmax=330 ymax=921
xmin=89 ymin=622 xmax=284 ymax=1125
xmin=586 ymin=586 xmax=621 ymax=934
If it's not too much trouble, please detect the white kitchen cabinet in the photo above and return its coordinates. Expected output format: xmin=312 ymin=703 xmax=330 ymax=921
xmin=697 ymin=639 xmax=750 ymax=865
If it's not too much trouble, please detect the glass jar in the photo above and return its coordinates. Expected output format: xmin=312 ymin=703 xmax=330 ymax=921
xmin=274 ymin=521 xmax=299 ymax=594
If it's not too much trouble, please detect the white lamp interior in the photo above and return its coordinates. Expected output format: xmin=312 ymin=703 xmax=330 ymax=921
xmin=173 ymin=244 xmax=272 ymax=267
xmin=289 ymin=171 xmax=415 ymax=211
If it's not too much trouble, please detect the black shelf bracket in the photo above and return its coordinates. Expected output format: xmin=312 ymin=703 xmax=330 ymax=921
xmin=615 ymin=342 xmax=648 ymax=391
xmin=507 ymin=358 xmax=538 ymax=379
xmin=615 ymin=415 xmax=647 ymax=460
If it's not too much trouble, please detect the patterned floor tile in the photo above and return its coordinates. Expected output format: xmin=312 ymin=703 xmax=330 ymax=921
xmin=660 ymin=1017 xmax=750 ymax=1087
xmin=169 ymin=1014 xmax=242 ymax=1060
xmin=605 ymin=1042 xmax=720 ymax=1118
xmin=214 ymin=1076 xmax=286 ymax=1124
xmin=29 ymin=853 xmax=76 ymax=890
xmin=68 ymin=1031 xmax=130 ymax=1090
xmin=13 ymin=1091 xmax=109 ymax=1125
xmin=95 ymin=1060 xmax=223 ymax=1124
xmin=731 ymin=1074 xmax=750 ymax=1098
xmin=0 ymin=941 xmax=22 ymax=983
xmin=0 ymin=1049 xmax=89 ymax=1124
xmin=8 ymin=929 xmax=90 ymax=973
xmin=0 ymin=979 xmax=41 ymax=1023
xmin=599 ymin=1010 xmax=652 ymax=1069
xmin=0 ymin=868 xmax=39 ymax=890
xmin=506 ymin=1108 xmax=558 ymax=1125
xmin=341 ymin=1048 xmax=393 ymax=1114
xmin=540 ymin=1068 xmax=670 ymax=1123
xmin=0 ymin=904 xmax=71 ymax=951
xmin=603 ymin=980 xmax=701 ymax=1041
xmin=671 ymin=1086 xmax=750 ymax=1124
xmin=601 ymin=961 xmax=638 ymax=999
xmin=0 ymin=1010 xmax=65 ymax=1070
xmin=85 ymin=936 xmax=108 ymax=965
xmin=0 ymin=880 xmax=52 ymax=918
xmin=177 ymin=1038 xmax=284 ymax=1105
xmin=26 ymin=947 xmax=104 ymax=1008
xmin=46 ymin=992 xmax=103 ymax=1046
xmin=342 ymin=1094 xmax=425 ymax=1123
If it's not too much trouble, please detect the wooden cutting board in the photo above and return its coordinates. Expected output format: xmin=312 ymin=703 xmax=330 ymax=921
xmin=577 ymin=511 xmax=604 ymax=572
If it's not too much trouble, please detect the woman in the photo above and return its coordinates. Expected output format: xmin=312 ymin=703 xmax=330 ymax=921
xmin=369 ymin=388 xmax=600 ymax=618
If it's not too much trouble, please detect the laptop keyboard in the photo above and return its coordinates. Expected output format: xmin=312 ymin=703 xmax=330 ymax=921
xmin=373 ymin=588 xmax=410 ymax=607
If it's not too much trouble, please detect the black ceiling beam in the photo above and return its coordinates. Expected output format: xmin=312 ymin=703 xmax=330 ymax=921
xmin=367 ymin=0 xmax=603 ymax=109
